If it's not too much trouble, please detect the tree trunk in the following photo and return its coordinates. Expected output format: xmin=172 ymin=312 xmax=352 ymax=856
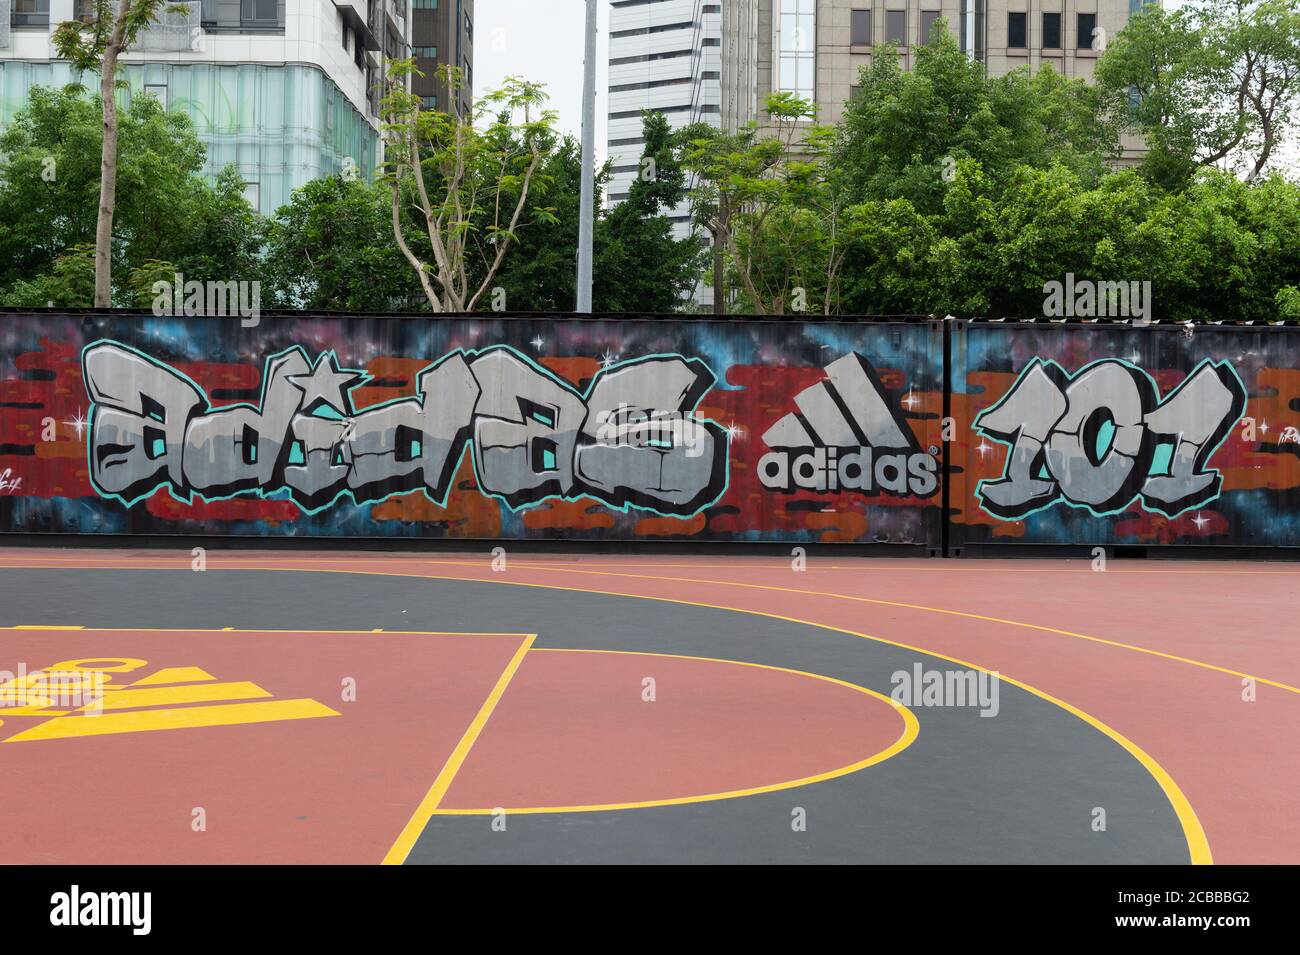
xmin=711 ymin=226 xmax=724 ymax=316
xmin=94 ymin=29 xmax=126 ymax=308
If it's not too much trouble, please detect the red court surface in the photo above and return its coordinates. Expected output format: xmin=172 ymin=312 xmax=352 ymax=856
xmin=0 ymin=548 xmax=1296 ymax=864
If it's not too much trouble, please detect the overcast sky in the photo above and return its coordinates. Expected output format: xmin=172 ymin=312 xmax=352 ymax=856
xmin=473 ymin=0 xmax=609 ymax=161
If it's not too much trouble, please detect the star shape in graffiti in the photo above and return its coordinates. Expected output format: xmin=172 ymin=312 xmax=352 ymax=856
xmin=287 ymin=352 xmax=369 ymax=417
xmin=1191 ymin=512 xmax=1211 ymax=531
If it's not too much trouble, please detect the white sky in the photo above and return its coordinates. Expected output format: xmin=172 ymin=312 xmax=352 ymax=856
xmin=473 ymin=0 xmax=610 ymax=162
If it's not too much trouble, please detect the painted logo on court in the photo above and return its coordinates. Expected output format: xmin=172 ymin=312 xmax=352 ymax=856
xmin=0 ymin=656 xmax=337 ymax=741
xmin=758 ymin=353 xmax=939 ymax=498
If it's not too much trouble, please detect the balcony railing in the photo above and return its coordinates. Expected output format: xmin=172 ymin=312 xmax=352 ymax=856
xmin=135 ymin=2 xmax=203 ymax=52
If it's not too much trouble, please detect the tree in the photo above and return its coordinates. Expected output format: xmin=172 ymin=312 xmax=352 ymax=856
xmin=835 ymin=26 xmax=1119 ymax=213
xmin=52 ymin=0 xmax=192 ymax=306
xmin=1096 ymin=0 xmax=1300 ymax=187
xmin=593 ymin=111 xmax=705 ymax=312
xmin=263 ymin=175 xmax=422 ymax=311
xmin=380 ymin=64 xmax=558 ymax=312
xmin=684 ymin=92 xmax=843 ymax=314
xmin=0 ymin=84 xmax=263 ymax=306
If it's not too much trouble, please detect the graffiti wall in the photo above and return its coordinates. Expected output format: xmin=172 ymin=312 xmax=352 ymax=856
xmin=0 ymin=313 xmax=946 ymax=545
xmin=951 ymin=322 xmax=1300 ymax=549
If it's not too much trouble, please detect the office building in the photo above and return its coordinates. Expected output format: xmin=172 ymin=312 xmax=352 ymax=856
xmin=723 ymin=0 xmax=1151 ymax=128
xmin=0 ymin=0 xmax=417 ymax=214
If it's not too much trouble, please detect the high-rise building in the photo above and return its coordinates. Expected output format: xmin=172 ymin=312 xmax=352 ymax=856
xmin=0 ymin=0 xmax=417 ymax=214
xmin=606 ymin=0 xmax=721 ymax=304
xmin=409 ymin=0 xmax=472 ymax=117
xmin=723 ymin=0 xmax=1153 ymax=129
xmin=607 ymin=0 xmax=720 ymax=222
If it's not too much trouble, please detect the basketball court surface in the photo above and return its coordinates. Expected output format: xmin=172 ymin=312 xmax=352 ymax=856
xmin=0 ymin=548 xmax=1294 ymax=865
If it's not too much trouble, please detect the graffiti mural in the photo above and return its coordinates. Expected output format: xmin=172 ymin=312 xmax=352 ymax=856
xmin=8 ymin=313 xmax=1292 ymax=549
xmin=974 ymin=358 xmax=1246 ymax=519
xmin=0 ymin=313 xmax=944 ymax=544
xmin=953 ymin=323 xmax=1300 ymax=549
xmin=83 ymin=342 xmax=728 ymax=517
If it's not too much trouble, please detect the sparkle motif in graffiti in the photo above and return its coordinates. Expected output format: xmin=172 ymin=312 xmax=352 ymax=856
xmin=82 ymin=342 xmax=730 ymax=517
xmin=974 ymin=358 xmax=1247 ymax=520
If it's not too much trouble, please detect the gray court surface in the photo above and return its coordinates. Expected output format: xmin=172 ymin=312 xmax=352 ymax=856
xmin=0 ymin=566 xmax=1192 ymax=864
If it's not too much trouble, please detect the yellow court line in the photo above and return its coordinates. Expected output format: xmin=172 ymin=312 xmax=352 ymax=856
xmin=0 ymin=626 xmax=534 ymax=638
xmin=12 ymin=555 xmax=1295 ymax=693
xmin=432 ymin=647 xmax=919 ymax=815
xmin=12 ymin=555 xmax=1294 ymax=694
xmin=0 ymin=562 xmax=1215 ymax=864
xmin=381 ymin=633 xmax=536 ymax=866
xmin=409 ymin=561 xmax=1300 ymax=697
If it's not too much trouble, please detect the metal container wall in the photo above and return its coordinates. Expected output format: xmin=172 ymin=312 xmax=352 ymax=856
xmin=0 ymin=312 xmax=946 ymax=546
xmin=950 ymin=321 xmax=1300 ymax=550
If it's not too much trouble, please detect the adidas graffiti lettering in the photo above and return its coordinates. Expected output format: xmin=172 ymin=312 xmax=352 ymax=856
xmin=759 ymin=446 xmax=938 ymax=496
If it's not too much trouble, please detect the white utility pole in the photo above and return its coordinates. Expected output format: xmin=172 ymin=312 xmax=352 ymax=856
xmin=576 ymin=0 xmax=598 ymax=313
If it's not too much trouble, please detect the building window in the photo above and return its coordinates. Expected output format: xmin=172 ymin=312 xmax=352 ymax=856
xmin=413 ymin=46 xmax=437 ymax=58
xmin=143 ymin=84 xmax=169 ymax=109
xmin=1008 ymin=11 xmax=1027 ymax=49
xmin=886 ymin=9 xmax=906 ymax=45
xmin=774 ymin=0 xmax=815 ymax=102
xmin=464 ymin=12 xmax=472 ymax=39
xmin=422 ymin=95 xmax=438 ymax=109
xmin=243 ymin=182 xmax=260 ymax=210
xmin=1043 ymin=12 xmax=1061 ymax=49
xmin=850 ymin=9 xmax=872 ymax=46
xmin=411 ymin=0 xmax=436 ymax=7
xmin=1077 ymin=12 xmax=1097 ymax=50
xmin=921 ymin=9 xmax=940 ymax=43
xmin=240 ymin=0 xmax=276 ymax=24
xmin=13 ymin=0 xmax=50 ymax=26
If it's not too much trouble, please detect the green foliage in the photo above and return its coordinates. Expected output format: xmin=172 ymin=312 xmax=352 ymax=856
xmin=1095 ymin=0 xmax=1300 ymax=186
xmin=833 ymin=162 xmax=1300 ymax=322
xmin=835 ymin=24 xmax=1119 ymax=213
xmin=263 ymin=175 xmax=422 ymax=311
xmin=0 ymin=85 xmax=266 ymax=306
xmin=593 ymin=111 xmax=705 ymax=312
xmin=0 ymin=245 xmax=96 ymax=307
xmin=380 ymin=64 xmax=561 ymax=311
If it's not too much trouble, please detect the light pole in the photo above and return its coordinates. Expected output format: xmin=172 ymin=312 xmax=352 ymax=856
xmin=576 ymin=0 xmax=598 ymax=313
